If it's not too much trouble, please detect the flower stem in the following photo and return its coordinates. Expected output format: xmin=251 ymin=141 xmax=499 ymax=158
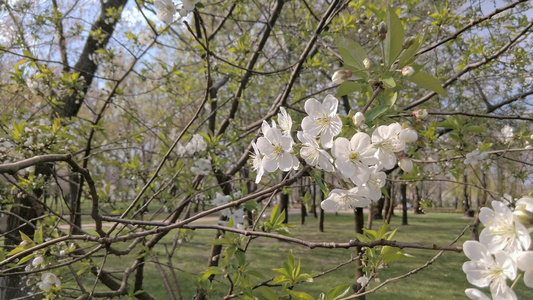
xmin=510 ymin=273 xmax=522 ymax=289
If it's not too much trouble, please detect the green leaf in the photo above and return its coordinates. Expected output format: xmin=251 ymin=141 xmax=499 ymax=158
xmin=463 ymin=125 xmax=486 ymax=133
xmin=336 ymin=81 xmax=361 ymax=97
xmin=325 ymin=284 xmax=352 ymax=300
xmin=363 ymin=228 xmax=377 ymax=240
xmin=336 ymin=37 xmax=367 ymax=70
xmin=354 ymin=233 xmax=371 ymax=243
xmin=384 ymin=8 xmax=405 ymax=66
xmin=258 ymin=286 xmax=279 ymax=300
xmin=247 ymin=269 xmax=266 ymax=279
xmin=311 ymin=171 xmax=328 ymax=197
xmin=364 ymin=104 xmax=389 ymax=123
xmin=381 ymin=77 xmax=396 ymax=89
xmin=407 ymin=71 xmax=447 ymax=96
xmin=18 ymin=253 xmax=35 ymax=265
xmin=376 ymin=223 xmax=390 ymax=240
xmin=287 ymin=290 xmax=315 ymax=300
xmin=34 ymin=226 xmax=43 ymax=244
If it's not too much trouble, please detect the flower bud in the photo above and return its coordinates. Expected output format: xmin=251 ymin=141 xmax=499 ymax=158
xmin=401 ymin=66 xmax=415 ymax=77
xmin=399 ymin=127 xmax=418 ymax=143
xmin=398 ymin=158 xmax=413 ymax=173
xmin=402 ymin=36 xmax=416 ymax=49
xmin=331 ymin=70 xmax=352 ymax=85
xmin=352 ymin=112 xmax=365 ymax=127
xmin=513 ymin=196 xmax=533 ymax=226
xmin=378 ymin=21 xmax=387 ymax=40
xmin=363 ymin=58 xmax=372 ymax=69
xmin=413 ymin=109 xmax=428 ymax=119
xmin=32 ymin=256 xmax=44 ymax=267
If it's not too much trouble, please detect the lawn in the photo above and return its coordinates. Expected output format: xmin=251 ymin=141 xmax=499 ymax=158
xmin=73 ymin=211 xmax=532 ymax=299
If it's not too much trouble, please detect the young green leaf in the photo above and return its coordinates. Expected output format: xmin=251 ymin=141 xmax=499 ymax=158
xmin=384 ymin=8 xmax=405 ymax=67
xmin=407 ymin=71 xmax=447 ymax=96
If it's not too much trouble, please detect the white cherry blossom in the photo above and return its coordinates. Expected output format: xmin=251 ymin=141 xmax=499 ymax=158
xmin=332 ymin=133 xmax=377 ymax=185
xmin=38 ymin=272 xmax=61 ymax=291
xmin=297 ymin=131 xmax=334 ymax=172
xmin=321 ymin=187 xmax=370 ymax=211
xmin=372 ymin=123 xmax=405 ymax=170
xmin=257 ymin=126 xmax=295 ymax=172
xmin=465 ymin=149 xmax=488 ymax=165
xmin=301 ymin=95 xmax=342 ymax=149
xmin=479 ymin=201 xmax=531 ymax=259
xmin=462 ymin=241 xmax=517 ymax=300
xmin=361 ymin=167 xmax=386 ymax=201
xmin=154 ymin=0 xmax=176 ymax=24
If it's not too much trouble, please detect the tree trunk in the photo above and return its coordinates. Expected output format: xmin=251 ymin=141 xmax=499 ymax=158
xmin=471 ymin=171 xmax=487 ymax=240
xmin=353 ymin=208 xmax=365 ymax=299
xmin=463 ymin=173 xmax=473 ymax=217
xmin=413 ymin=184 xmax=424 ymax=215
xmin=401 ymin=181 xmax=408 ymax=225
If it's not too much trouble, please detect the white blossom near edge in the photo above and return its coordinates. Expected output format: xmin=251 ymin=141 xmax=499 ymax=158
xmin=320 ymin=187 xmax=371 ymax=211
xmin=517 ymin=251 xmax=533 ymax=288
xmin=38 ymin=272 xmax=61 ymax=291
xmin=179 ymin=0 xmax=199 ymax=16
xmin=257 ymin=126 xmax=295 ymax=172
xmin=297 ymin=131 xmax=334 ymax=172
xmin=154 ymin=0 xmax=177 ymax=24
xmin=479 ymin=201 xmax=531 ymax=259
xmin=332 ymin=132 xmax=377 ymax=185
xmin=250 ymin=141 xmax=265 ymax=183
xmin=464 ymin=149 xmax=488 ymax=165
xmin=462 ymin=241 xmax=517 ymax=300
xmin=301 ymin=95 xmax=342 ymax=149
xmin=465 ymin=288 xmax=491 ymax=300
xmin=278 ymin=107 xmax=293 ymax=136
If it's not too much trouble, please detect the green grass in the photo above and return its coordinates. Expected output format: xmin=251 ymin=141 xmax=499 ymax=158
xmin=70 ymin=212 xmax=532 ymax=299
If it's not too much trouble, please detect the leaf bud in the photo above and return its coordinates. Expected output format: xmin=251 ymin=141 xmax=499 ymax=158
xmin=377 ymin=21 xmax=387 ymax=40
xmin=363 ymin=58 xmax=372 ymax=69
xmin=403 ymin=36 xmax=416 ymax=49
xmin=331 ymin=70 xmax=352 ymax=85
xmin=401 ymin=66 xmax=415 ymax=77
xmin=352 ymin=112 xmax=365 ymax=127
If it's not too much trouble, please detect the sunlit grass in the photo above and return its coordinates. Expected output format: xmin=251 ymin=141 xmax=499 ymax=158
xmin=72 ymin=212 xmax=532 ymax=299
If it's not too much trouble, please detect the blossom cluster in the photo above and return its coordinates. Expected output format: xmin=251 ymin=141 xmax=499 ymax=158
xmin=212 ymin=191 xmax=245 ymax=228
xmin=154 ymin=0 xmax=199 ymax=23
xmin=251 ymin=95 xmax=418 ymax=211
xmin=463 ymin=197 xmax=533 ymax=299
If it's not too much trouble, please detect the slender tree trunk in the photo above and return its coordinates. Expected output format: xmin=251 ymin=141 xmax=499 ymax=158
xmin=463 ymin=173 xmax=473 ymax=217
xmin=366 ymin=203 xmax=373 ymax=229
xmin=471 ymin=171 xmax=487 ymax=240
xmin=401 ymin=181 xmax=408 ymax=225
xmin=413 ymin=183 xmax=424 ymax=214
xmin=353 ymin=208 xmax=365 ymax=299
xmin=311 ymin=182 xmax=317 ymax=218
xmin=280 ymin=189 xmax=290 ymax=224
